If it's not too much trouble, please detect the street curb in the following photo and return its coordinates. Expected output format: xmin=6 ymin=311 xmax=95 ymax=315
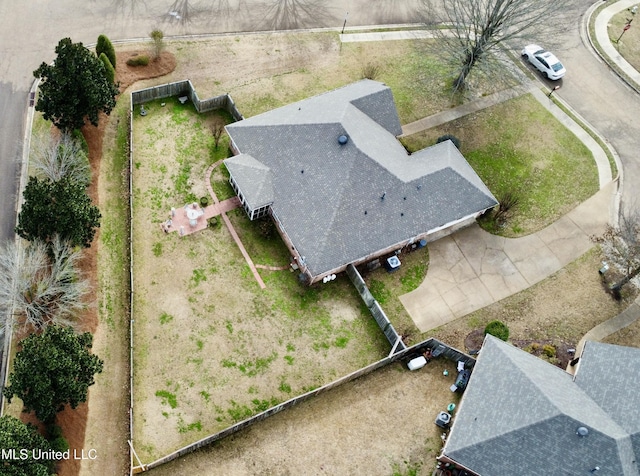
xmin=586 ymin=0 xmax=640 ymax=95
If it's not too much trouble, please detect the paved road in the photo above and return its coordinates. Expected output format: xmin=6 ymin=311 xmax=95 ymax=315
xmin=557 ymin=0 xmax=640 ymax=209
xmin=0 ymin=0 xmax=423 ymax=243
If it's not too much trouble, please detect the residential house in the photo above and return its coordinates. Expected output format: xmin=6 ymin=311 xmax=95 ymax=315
xmin=439 ymin=335 xmax=640 ymax=475
xmin=224 ymin=80 xmax=497 ymax=284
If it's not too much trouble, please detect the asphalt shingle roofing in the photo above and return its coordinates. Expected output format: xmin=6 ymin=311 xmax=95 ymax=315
xmin=225 ymin=80 xmax=497 ymax=278
xmin=442 ymin=335 xmax=640 ymax=476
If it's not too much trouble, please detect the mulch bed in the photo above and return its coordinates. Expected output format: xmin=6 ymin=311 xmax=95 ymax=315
xmin=464 ymin=329 xmax=577 ymax=369
xmin=15 ymin=50 xmax=176 ymax=476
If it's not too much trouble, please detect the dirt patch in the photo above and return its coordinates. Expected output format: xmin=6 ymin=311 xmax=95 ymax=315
xmin=143 ymin=360 xmax=461 ymax=476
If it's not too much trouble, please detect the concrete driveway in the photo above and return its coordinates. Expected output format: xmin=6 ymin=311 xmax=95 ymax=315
xmin=402 ymin=182 xmax=615 ymax=332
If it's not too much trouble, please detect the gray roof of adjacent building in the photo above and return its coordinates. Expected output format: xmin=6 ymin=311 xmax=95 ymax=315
xmin=442 ymin=335 xmax=640 ymax=476
xmin=225 ymin=80 xmax=498 ymax=277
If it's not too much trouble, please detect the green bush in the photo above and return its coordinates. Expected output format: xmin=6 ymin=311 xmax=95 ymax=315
xmin=46 ymin=423 xmax=69 ymax=452
xmin=99 ymin=53 xmax=115 ymax=84
xmin=200 ymin=196 xmax=210 ymax=207
xmin=208 ymin=216 xmax=219 ymax=228
xmin=436 ymin=134 xmax=461 ymax=149
xmin=126 ymin=55 xmax=150 ymax=67
xmin=96 ymin=35 xmax=116 ymax=70
xmin=46 ymin=423 xmax=63 ymax=439
xmin=50 ymin=435 xmax=69 ymax=453
xmin=484 ymin=320 xmax=509 ymax=341
xmin=542 ymin=344 xmax=556 ymax=358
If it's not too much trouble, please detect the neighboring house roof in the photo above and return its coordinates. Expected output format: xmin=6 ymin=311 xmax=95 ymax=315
xmin=442 ymin=335 xmax=640 ymax=476
xmin=575 ymin=341 xmax=640 ymax=463
xmin=225 ymin=80 xmax=497 ymax=279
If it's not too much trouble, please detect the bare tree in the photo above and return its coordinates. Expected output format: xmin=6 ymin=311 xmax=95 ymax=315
xmin=421 ymin=0 xmax=575 ymax=92
xmin=593 ymin=206 xmax=640 ymax=296
xmin=210 ymin=118 xmax=225 ymax=149
xmin=31 ymin=131 xmax=91 ymax=186
xmin=0 ymin=237 xmax=90 ymax=332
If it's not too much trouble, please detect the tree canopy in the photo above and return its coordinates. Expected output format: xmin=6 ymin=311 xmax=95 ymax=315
xmin=422 ymin=0 xmax=575 ymax=91
xmin=0 ymin=415 xmax=55 ymax=476
xmin=0 ymin=237 xmax=89 ymax=332
xmin=15 ymin=176 xmax=101 ymax=248
xmin=96 ymin=34 xmax=116 ymax=70
xmin=34 ymin=37 xmax=119 ymax=131
xmin=3 ymin=326 xmax=104 ymax=423
xmin=31 ymin=132 xmax=91 ymax=186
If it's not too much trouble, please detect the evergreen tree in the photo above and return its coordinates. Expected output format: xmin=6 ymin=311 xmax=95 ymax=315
xmin=34 ymin=37 xmax=119 ymax=131
xmin=3 ymin=326 xmax=104 ymax=423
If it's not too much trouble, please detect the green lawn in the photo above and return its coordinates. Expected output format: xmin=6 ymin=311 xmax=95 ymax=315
xmin=401 ymin=94 xmax=599 ymax=236
xmin=608 ymin=8 xmax=640 ymax=72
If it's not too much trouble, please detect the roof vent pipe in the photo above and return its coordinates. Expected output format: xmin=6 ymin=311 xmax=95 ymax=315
xmin=338 ymin=135 xmax=348 ymax=145
xmin=577 ymin=427 xmax=589 ymax=437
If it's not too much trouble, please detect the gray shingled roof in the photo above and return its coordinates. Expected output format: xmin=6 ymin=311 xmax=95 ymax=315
xmin=442 ymin=335 xmax=640 ymax=476
xmin=225 ymin=80 xmax=497 ymax=278
xmin=224 ymin=154 xmax=274 ymax=210
xmin=575 ymin=341 xmax=640 ymax=464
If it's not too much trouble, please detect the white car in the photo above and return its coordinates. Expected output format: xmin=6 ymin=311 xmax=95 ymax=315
xmin=521 ymin=44 xmax=566 ymax=80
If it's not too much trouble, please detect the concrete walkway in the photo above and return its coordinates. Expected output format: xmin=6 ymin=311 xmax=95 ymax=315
xmin=340 ymin=27 xmax=619 ymax=334
xmin=400 ymin=84 xmax=533 ymax=136
xmin=399 ymin=2 xmax=640 ymax=344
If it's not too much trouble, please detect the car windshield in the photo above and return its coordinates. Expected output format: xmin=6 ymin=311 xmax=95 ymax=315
xmin=551 ymin=62 xmax=564 ymax=72
xmin=534 ymin=49 xmax=545 ymax=55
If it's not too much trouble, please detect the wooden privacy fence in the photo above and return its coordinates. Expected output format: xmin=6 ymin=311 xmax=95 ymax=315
xmin=132 ymin=337 xmax=474 ymax=473
xmin=127 ymin=79 xmax=473 ymax=474
xmin=346 ymin=264 xmax=407 ymax=352
xmin=130 ymin=79 xmax=243 ymax=121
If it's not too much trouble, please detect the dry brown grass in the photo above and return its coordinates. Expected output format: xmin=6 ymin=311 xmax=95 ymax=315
xmin=608 ymin=9 xmax=640 ymax=71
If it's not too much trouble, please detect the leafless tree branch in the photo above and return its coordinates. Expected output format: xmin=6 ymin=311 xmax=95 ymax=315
xmin=420 ymin=0 xmax=576 ymax=91
xmin=0 ymin=237 xmax=90 ymax=333
xmin=31 ymin=132 xmax=91 ymax=186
